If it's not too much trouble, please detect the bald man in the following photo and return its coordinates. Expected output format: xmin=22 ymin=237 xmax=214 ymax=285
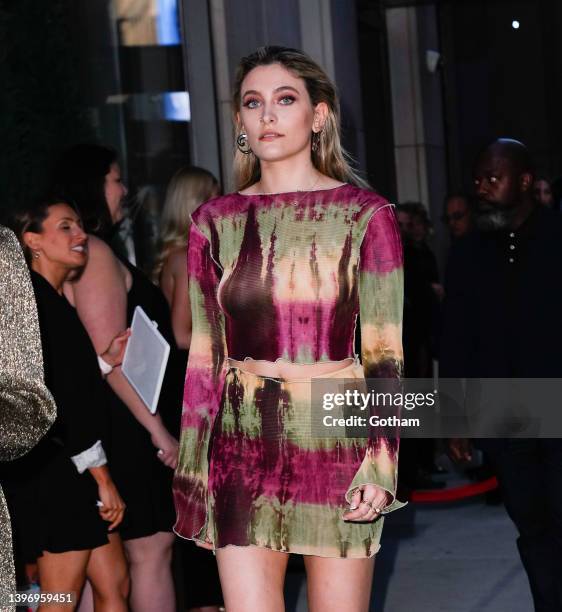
xmin=441 ymin=139 xmax=562 ymax=611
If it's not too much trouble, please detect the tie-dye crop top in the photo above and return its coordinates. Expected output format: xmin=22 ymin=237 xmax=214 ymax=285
xmin=187 ymin=183 xmax=403 ymax=373
xmin=174 ymin=184 xmax=404 ymax=535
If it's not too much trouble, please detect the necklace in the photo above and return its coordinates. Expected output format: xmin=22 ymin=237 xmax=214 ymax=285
xmin=294 ymin=174 xmax=321 ymax=207
xmin=282 ymin=174 xmax=322 ymax=206
xmin=254 ymin=173 xmax=322 ymax=198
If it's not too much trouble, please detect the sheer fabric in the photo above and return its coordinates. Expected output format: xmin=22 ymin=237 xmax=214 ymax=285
xmin=173 ymin=184 xmax=404 ymax=557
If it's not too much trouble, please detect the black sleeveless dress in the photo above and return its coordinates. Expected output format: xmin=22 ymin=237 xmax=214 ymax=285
xmin=106 ymin=260 xmax=223 ymax=606
xmin=107 ymin=260 xmax=185 ymax=540
xmin=2 ymin=271 xmax=111 ymax=560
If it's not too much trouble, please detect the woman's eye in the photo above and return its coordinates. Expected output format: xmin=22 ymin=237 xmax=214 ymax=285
xmin=489 ymin=176 xmax=498 ymax=184
xmin=243 ymin=98 xmax=260 ymax=109
xmin=279 ymin=95 xmax=295 ymax=105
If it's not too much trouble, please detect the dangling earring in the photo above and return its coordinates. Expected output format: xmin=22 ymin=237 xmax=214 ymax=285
xmin=311 ymin=130 xmax=322 ymax=153
xmin=236 ymin=130 xmax=252 ymax=155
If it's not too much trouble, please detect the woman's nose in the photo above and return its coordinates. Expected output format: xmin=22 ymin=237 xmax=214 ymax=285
xmin=260 ymin=104 xmax=276 ymax=125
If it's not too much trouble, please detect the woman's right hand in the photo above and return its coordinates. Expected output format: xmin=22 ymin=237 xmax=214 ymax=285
xmin=151 ymin=427 xmax=179 ymax=469
xmin=101 ymin=328 xmax=131 ymax=368
xmin=97 ymin=478 xmax=126 ymax=531
xmin=195 ymin=538 xmax=214 ymax=551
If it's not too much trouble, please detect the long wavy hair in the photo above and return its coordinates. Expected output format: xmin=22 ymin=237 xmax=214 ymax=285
xmin=153 ymin=166 xmax=220 ymax=282
xmin=232 ymin=46 xmax=369 ymax=191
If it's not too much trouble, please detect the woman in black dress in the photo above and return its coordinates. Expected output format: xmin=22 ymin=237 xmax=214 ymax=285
xmin=12 ymin=198 xmax=129 ymax=611
xmin=52 ymin=145 xmax=183 ymax=612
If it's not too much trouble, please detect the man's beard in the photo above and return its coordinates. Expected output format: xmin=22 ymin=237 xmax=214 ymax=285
xmin=476 ymin=201 xmax=515 ymax=232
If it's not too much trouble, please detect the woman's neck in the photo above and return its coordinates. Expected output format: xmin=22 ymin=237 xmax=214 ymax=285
xmin=255 ymin=156 xmax=321 ymax=194
xmin=31 ymin=261 xmax=68 ymax=295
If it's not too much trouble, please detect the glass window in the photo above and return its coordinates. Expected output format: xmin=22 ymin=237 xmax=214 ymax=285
xmin=74 ymin=0 xmax=191 ymax=271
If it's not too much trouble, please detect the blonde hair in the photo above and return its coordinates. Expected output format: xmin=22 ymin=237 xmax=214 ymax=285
xmin=153 ymin=166 xmax=220 ymax=281
xmin=232 ymin=46 xmax=369 ymax=191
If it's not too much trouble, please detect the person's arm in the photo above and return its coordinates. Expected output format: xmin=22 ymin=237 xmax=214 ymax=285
xmin=173 ymin=218 xmax=227 ymax=540
xmin=68 ymin=235 xmax=178 ymax=468
xmin=89 ymin=465 xmax=126 ymax=530
xmin=344 ymin=204 xmax=406 ymax=519
xmin=161 ymin=248 xmax=192 ymax=350
xmin=0 ymin=227 xmax=56 ymax=461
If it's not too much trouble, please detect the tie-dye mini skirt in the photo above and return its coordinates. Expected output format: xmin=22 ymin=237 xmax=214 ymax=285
xmin=204 ymin=360 xmax=397 ymax=558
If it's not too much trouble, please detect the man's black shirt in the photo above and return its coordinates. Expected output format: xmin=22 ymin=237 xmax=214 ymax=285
xmin=440 ymin=205 xmax=562 ymax=378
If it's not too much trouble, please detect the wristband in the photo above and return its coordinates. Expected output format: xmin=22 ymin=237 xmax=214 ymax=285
xmin=97 ymin=355 xmax=113 ymax=376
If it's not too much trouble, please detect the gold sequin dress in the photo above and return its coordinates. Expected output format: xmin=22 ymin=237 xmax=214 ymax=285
xmin=0 ymin=226 xmax=56 ymax=611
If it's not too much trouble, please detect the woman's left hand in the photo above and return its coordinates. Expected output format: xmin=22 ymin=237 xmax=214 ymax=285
xmin=102 ymin=328 xmax=131 ymax=368
xmin=195 ymin=538 xmax=214 ymax=551
xmin=342 ymin=484 xmax=390 ymax=522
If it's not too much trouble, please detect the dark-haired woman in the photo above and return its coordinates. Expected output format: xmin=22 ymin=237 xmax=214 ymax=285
xmin=9 ymin=199 xmax=129 ymax=611
xmin=53 ymin=145 xmax=182 ymax=612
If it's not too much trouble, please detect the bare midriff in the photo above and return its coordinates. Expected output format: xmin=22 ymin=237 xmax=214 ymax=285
xmin=227 ymin=357 xmax=355 ymax=380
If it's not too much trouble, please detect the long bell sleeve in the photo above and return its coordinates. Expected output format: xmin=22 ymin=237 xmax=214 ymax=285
xmin=173 ymin=217 xmax=228 ymax=540
xmin=346 ymin=204 xmax=406 ymax=513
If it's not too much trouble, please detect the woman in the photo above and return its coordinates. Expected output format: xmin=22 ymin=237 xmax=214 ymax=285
xmin=173 ymin=46 xmax=404 ymax=612
xmin=0 ymin=225 xmax=57 ymax=609
xmin=154 ymin=166 xmax=220 ymax=350
xmin=154 ymin=167 xmax=224 ymax=612
xmin=53 ymin=144 xmax=183 ymax=612
xmin=11 ymin=198 xmax=129 ymax=611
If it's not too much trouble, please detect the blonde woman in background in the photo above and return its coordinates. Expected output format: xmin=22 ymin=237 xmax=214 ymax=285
xmin=154 ymin=166 xmax=220 ymax=350
xmin=154 ymin=166 xmax=224 ymax=612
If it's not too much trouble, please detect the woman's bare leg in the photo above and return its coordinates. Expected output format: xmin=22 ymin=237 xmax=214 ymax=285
xmin=76 ymin=580 xmax=94 ymax=612
xmin=304 ymin=555 xmax=375 ymax=612
xmin=37 ymin=549 xmax=90 ymax=612
xmin=86 ymin=533 xmax=129 ymax=611
xmin=215 ymin=546 xmax=288 ymax=612
xmin=124 ymin=531 xmax=175 ymax=612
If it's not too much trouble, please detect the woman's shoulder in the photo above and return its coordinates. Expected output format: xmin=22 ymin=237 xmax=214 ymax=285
xmin=192 ymin=193 xmax=243 ymax=221
xmin=163 ymin=246 xmax=187 ymax=275
xmin=0 ymin=224 xmax=16 ymax=243
xmin=0 ymin=224 xmax=22 ymax=259
xmin=71 ymin=234 xmax=129 ymax=292
xmin=86 ymin=234 xmax=115 ymax=259
xmin=343 ymin=184 xmax=392 ymax=213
